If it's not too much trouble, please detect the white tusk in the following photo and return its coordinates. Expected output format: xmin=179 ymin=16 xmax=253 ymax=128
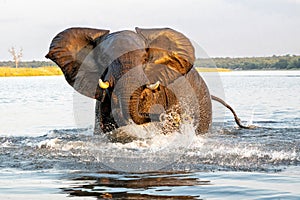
xmin=99 ymin=79 xmax=109 ymax=89
xmin=147 ymin=81 xmax=160 ymax=90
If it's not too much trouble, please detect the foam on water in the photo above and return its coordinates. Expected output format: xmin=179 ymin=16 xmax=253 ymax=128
xmin=1 ymin=123 xmax=299 ymax=172
xmin=108 ymin=123 xmax=195 ymax=150
xmin=188 ymin=138 xmax=299 ymax=166
xmin=88 ymin=122 xmax=197 ymax=172
xmin=11 ymin=118 xmax=197 ymax=172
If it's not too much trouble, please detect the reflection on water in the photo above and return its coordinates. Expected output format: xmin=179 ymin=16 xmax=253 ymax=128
xmin=1 ymin=168 xmax=299 ymax=199
xmin=62 ymin=171 xmax=209 ymax=199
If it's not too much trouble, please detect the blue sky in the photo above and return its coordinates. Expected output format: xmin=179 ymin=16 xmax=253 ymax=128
xmin=0 ymin=0 xmax=299 ymax=60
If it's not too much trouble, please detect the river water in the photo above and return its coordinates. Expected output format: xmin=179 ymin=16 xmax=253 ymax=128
xmin=0 ymin=71 xmax=299 ymax=199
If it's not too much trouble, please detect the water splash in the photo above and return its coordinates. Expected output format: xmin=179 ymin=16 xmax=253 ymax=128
xmin=0 ymin=124 xmax=299 ymax=172
xmin=90 ymin=122 xmax=197 ymax=172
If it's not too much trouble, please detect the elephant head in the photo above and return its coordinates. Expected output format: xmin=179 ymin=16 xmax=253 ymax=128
xmin=46 ymin=27 xmax=212 ymax=134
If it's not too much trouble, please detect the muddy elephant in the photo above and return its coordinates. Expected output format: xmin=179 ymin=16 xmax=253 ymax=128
xmin=46 ymin=27 xmax=250 ymax=135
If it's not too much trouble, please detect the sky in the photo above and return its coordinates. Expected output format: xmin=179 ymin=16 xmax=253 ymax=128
xmin=0 ymin=0 xmax=299 ymax=61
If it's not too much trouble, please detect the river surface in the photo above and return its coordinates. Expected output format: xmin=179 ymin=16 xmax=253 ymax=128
xmin=0 ymin=71 xmax=299 ymax=199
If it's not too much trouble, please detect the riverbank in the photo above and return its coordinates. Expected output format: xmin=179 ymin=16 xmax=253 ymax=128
xmin=0 ymin=67 xmax=63 ymax=77
xmin=196 ymin=67 xmax=231 ymax=72
xmin=0 ymin=67 xmax=230 ymax=77
xmin=195 ymin=55 xmax=300 ymax=70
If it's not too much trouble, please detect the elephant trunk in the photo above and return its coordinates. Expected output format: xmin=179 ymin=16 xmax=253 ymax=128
xmin=128 ymin=86 xmax=151 ymax=124
xmin=111 ymin=64 xmax=151 ymax=125
xmin=116 ymin=87 xmax=150 ymax=126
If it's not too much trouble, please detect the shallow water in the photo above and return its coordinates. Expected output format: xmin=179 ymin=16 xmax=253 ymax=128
xmin=0 ymin=71 xmax=299 ymax=199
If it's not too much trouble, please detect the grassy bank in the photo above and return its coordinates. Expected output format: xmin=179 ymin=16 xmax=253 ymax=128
xmin=196 ymin=67 xmax=231 ymax=72
xmin=0 ymin=66 xmax=229 ymax=77
xmin=0 ymin=66 xmax=63 ymax=77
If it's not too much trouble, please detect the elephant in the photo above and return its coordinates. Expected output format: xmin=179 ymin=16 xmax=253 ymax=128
xmin=46 ymin=27 xmax=251 ymax=137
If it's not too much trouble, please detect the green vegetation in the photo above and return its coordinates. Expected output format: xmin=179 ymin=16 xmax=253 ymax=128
xmin=0 ymin=61 xmax=62 ymax=77
xmin=195 ymin=55 xmax=300 ymax=70
xmin=0 ymin=60 xmax=56 ymax=68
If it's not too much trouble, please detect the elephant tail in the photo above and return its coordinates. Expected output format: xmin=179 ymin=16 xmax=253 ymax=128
xmin=211 ymin=95 xmax=256 ymax=129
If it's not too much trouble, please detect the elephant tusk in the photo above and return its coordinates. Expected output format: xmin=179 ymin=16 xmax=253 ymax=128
xmin=146 ymin=81 xmax=160 ymax=90
xmin=99 ymin=79 xmax=110 ymax=89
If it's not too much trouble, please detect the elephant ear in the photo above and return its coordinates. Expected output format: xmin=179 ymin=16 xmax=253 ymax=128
xmin=46 ymin=27 xmax=109 ymax=99
xmin=135 ymin=27 xmax=195 ymax=75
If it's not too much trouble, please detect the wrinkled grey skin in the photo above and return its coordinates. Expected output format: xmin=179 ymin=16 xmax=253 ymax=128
xmin=46 ymin=27 xmax=212 ymax=135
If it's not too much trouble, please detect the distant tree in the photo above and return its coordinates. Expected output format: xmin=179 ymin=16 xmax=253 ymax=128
xmin=194 ymin=55 xmax=300 ymax=70
xmin=287 ymin=58 xmax=300 ymax=69
xmin=8 ymin=47 xmax=23 ymax=68
xmin=274 ymin=58 xmax=288 ymax=69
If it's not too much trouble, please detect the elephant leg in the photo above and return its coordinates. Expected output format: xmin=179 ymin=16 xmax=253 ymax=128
xmin=94 ymin=94 xmax=118 ymax=134
xmin=94 ymin=100 xmax=101 ymax=134
xmin=185 ymin=68 xmax=212 ymax=134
